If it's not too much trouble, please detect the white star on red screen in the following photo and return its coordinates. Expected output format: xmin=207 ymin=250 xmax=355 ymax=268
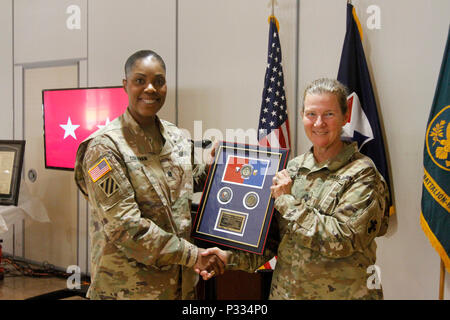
xmin=97 ymin=117 xmax=111 ymax=129
xmin=59 ymin=117 xmax=80 ymax=140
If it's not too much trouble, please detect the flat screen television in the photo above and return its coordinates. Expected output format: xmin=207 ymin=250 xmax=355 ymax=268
xmin=42 ymin=86 xmax=129 ymax=170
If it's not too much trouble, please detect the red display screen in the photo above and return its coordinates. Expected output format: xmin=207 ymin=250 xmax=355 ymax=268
xmin=42 ymin=87 xmax=128 ymax=170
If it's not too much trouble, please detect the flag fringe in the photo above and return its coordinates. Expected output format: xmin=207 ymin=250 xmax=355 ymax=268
xmin=420 ymin=212 xmax=450 ymax=273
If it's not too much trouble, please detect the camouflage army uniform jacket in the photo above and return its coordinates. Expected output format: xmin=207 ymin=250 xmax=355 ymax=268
xmin=74 ymin=109 xmax=207 ymax=300
xmin=227 ymin=142 xmax=389 ymax=300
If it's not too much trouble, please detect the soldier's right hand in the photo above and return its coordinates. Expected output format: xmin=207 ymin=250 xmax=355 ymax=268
xmin=193 ymin=248 xmax=226 ymax=280
xmin=195 ymin=247 xmax=230 ymax=280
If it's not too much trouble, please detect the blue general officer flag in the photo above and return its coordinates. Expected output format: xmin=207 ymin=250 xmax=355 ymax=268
xmin=337 ymin=3 xmax=394 ymax=215
xmin=421 ymin=26 xmax=450 ymax=273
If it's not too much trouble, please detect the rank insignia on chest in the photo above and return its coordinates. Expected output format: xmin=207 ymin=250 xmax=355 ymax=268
xmin=99 ymin=176 xmax=119 ymax=197
xmin=88 ymin=158 xmax=112 ymax=182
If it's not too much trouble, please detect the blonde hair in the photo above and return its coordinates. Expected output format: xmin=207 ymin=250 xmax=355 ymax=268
xmin=302 ymin=78 xmax=349 ymax=115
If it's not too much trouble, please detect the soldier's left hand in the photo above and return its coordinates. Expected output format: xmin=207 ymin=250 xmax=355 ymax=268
xmin=270 ymin=169 xmax=293 ymax=199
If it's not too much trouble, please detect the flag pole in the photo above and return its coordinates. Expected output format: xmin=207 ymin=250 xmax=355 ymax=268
xmin=439 ymin=258 xmax=445 ymax=300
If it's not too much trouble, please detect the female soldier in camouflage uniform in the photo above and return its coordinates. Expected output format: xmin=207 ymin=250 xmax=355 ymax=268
xmin=201 ymin=78 xmax=389 ymax=300
xmin=74 ymin=50 xmax=223 ymax=299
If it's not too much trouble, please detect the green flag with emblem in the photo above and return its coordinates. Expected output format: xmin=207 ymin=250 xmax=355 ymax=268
xmin=420 ymin=26 xmax=450 ymax=273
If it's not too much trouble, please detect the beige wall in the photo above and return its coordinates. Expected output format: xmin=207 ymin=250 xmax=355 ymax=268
xmin=0 ymin=0 xmax=13 ymax=139
xmin=178 ymin=0 xmax=297 ymax=149
xmin=87 ymin=0 xmax=176 ymax=123
xmin=0 ymin=0 xmax=448 ymax=299
xmin=14 ymin=0 xmax=87 ymax=65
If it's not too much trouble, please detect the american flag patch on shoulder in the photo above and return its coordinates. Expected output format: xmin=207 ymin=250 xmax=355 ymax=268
xmin=88 ymin=158 xmax=112 ymax=182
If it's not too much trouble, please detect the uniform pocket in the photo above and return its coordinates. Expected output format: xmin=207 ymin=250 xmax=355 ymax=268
xmin=316 ymin=179 xmax=346 ymax=216
xmin=161 ymin=156 xmax=187 ymax=203
xmin=139 ymin=166 xmax=178 ymax=234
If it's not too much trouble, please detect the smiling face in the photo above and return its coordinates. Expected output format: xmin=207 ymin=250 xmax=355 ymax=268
xmin=123 ymin=56 xmax=167 ymax=126
xmin=302 ymin=92 xmax=349 ymax=160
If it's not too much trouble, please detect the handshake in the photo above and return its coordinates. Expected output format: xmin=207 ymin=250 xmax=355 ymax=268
xmin=193 ymin=247 xmax=230 ymax=280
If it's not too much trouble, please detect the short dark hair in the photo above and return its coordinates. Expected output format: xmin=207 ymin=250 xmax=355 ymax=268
xmin=124 ymin=50 xmax=166 ymax=77
xmin=303 ymin=78 xmax=349 ymax=115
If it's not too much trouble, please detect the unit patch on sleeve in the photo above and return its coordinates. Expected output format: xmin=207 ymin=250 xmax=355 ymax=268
xmin=88 ymin=158 xmax=112 ymax=182
xmin=99 ymin=176 xmax=119 ymax=197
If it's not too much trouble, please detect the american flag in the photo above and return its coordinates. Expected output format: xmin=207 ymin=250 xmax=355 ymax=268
xmin=256 ymin=16 xmax=290 ymax=273
xmin=89 ymin=158 xmax=111 ymax=182
xmin=258 ymin=17 xmax=291 ymax=149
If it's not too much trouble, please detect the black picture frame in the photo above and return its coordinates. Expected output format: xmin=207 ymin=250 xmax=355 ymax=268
xmin=192 ymin=141 xmax=289 ymax=254
xmin=0 ymin=140 xmax=26 ymax=206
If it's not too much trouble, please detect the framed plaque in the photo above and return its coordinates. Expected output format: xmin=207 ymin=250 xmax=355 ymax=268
xmin=192 ymin=141 xmax=289 ymax=254
xmin=0 ymin=140 xmax=26 ymax=206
